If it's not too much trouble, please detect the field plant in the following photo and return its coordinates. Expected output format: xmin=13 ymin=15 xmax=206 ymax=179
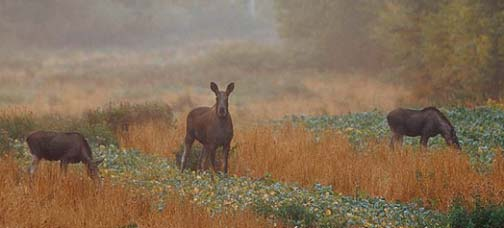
xmin=448 ymin=197 xmax=504 ymax=228
xmin=288 ymin=106 xmax=504 ymax=163
xmin=231 ymin=125 xmax=504 ymax=212
xmin=8 ymin=142 xmax=446 ymax=227
xmin=0 ymin=155 xmax=271 ymax=228
xmin=2 ymin=105 xmax=504 ymax=227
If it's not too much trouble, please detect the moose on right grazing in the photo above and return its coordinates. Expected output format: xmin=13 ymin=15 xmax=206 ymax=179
xmin=180 ymin=82 xmax=235 ymax=174
xmin=387 ymin=107 xmax=461 ymax=150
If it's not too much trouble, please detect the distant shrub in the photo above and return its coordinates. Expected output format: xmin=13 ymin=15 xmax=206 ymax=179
xmin=0 ymin=108 xmax=37 ymax=140
xmin=85 ymin=102 xmax=174 ymax=133
xmin=0 ymin=102 xmax=173 ymax=148
xmin=23 ymin=113 xmax=118 ymax=146
xmin=81 ymin=102 xmax=174 ymax=145
xmin=448 ymin=197 xmax=504 ymax=228
xmin=72 ymin=120 xmax=117 ymax=146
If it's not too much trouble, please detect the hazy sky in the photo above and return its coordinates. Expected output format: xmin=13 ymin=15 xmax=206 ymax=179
xmin=0 ymin=0 xmax=276 ymax=52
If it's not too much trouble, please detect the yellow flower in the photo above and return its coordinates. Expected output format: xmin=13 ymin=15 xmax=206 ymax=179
xmin=325 ymin=209 xmax=332 ymax=216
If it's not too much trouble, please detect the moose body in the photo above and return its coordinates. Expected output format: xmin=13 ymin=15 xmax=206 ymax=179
xmin=387 ymin=107 xmax=461 ymax=150
xmin=26 ymin=131 xmax=103 ymax=179
xmin=180 ymin=82 xmax=234 ymax=174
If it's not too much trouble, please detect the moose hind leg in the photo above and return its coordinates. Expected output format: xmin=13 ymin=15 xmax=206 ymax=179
xmin=390 ymin=133 xmax=403 ymax=151
xmin=60 ymin=160 xmax=69 ymax=175
xmin=28 ymin=155 xmax=40 ymax=175
xmin=420 ymin=136 xmax=429 ymax=151
xmin=206 ymin=145 xmax=218 ymax=173
xmin=181 ymin=135 xmax=195 ymax=172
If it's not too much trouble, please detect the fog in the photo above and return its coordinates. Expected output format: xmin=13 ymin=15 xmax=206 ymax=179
xmin=0 ymin=0 xmax=277 ymax=52
xmin=0 ymin=0 xmax=412 ymax=119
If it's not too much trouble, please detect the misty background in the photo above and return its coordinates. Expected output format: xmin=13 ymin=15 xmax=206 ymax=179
xmin=0 ymin=0 xmax=276 ymax=51
xmin=0 ymin=0 xmax=503 ymax=119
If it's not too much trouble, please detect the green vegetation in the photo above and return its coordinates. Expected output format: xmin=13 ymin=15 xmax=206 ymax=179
xmin=288 ymin=105 xmax=504 ymax=164
xmin=3 ymin=105 xmax=504 ymax=227
xmin=85 ymin=102 xmax=174 ymax=132
xmin=448 ymin=198 xmax=504 ymax=228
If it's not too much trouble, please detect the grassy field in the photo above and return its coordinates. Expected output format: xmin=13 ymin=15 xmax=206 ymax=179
xmin=0 ymin=102 xmax=503 ymax=227
xmin=1 ymin=47 xmax=503 ymax=227
xmin=2 ymin=2 xmax=504 ymax=226
xmin=0 ymin=49 xmax=414 ymax=120
xmin=0 ymin=155 xmax=273 ymax=228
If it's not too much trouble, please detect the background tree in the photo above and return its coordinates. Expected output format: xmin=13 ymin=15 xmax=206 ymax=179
xmin=373 ymin=0 xmax=504 ymax=102
xmin=274 ymin=0 xmax=504 ymax=102
xmin=274 ymin=0 xmax=384 ymax=71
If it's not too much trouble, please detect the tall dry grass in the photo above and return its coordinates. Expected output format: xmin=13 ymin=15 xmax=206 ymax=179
xmin=117 ymin=121 xmax=185 ymax=157
xmin=0 ymin=155 xmax=272 ymax=228
xmin=230 ymin=125 xmax=504 ymax=211
xmin=117 ymin=122 xmax=504 ymax=212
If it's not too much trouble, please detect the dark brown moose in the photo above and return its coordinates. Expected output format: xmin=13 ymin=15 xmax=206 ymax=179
xmin=387 ymin=107 xmax=461 ymax=150
xmin=180 ymin=82 xmax=234 ymax=174
xmin=26 ymin=131 xmax=104 ymax=180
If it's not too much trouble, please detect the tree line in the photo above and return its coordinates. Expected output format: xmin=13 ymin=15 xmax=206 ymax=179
xmin=274 ymin=0 xmax=504 ymax=102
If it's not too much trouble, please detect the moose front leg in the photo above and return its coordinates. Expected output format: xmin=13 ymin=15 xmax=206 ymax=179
xmin=28 ymin=155 xmax=40 ymax=175
xmin=223 ymin=143 xmax=231 ymax=174
xmin=420 ymin=136 xmax=429 ymax=151
xmin=198 ymin=147 xmax=209 ymax=171
xmin=206 ymin=144 xmax=218 ymax=173
xmin=60 ymin=160 xmax=69 ymax=175
xmin=390 ymin=133 xmax=403 ymax=151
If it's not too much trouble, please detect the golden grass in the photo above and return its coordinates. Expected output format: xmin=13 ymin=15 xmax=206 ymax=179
xmin=229 ymin=125 xmax=504 ymax=211
xmin=0 ymin=156 xmax=272 ymax=228
xmin=117 ymin=122 xmax=504 ymax=212
xmin=117 ymin=121 xmax=184 ymax=157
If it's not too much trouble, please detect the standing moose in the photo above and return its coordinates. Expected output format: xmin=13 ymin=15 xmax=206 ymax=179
xmin=387 ymin=107 xmax=461 ymax=150
xmin=26 ymin=131 xmax=104 ymax=180
xmin=180 ymin=82 xmax=235 ymax=174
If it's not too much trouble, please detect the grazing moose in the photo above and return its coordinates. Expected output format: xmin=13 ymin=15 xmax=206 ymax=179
xmin=26 ymin=131 xmax=104 ymax=180
xmin=180 ymin=82 xmax=234 ymax=174
xmin=387 ymin=107 xmax=461 ymax=150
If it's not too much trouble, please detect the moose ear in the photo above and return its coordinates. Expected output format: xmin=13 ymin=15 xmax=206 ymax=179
xmin=225 ymin=82 xmax=235 ymax=95
xmin=210 ymin=82 xmax=219 ymax=95
xmin=94 ymin=158 xmax=104 ymax=166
